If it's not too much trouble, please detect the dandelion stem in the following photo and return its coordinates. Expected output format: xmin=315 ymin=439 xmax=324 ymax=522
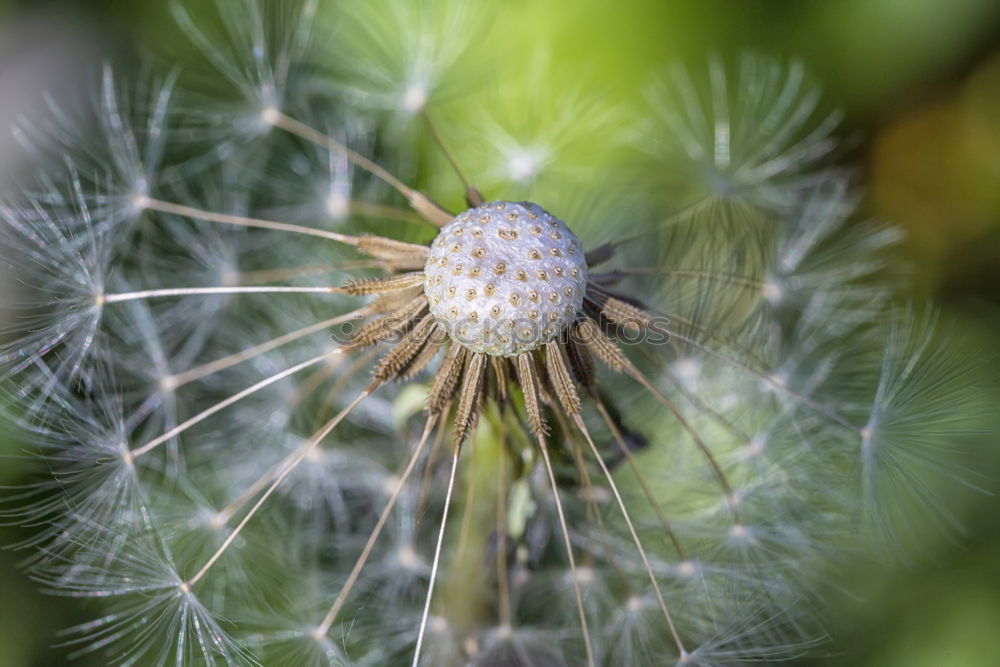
xmin=422 ymin=110 xmax=484 ymax=206
xmin=130 ymin=348 xmax=343 ymax=458
xmin=495 ymin=412 xmax=512 ymax=629
xmin=217 ymin=449 xmax=299 ymax=525
xmin=536 ymin=432 xmax=595 ymax=667
xmin=263 ymin=109 xmax=453 ymax=226
xmin=166 ymin=309 xmax=367 ymax=389
xmin=310 ymin=347 xmax=379 ymax=425
xmin=572 ymin=414 xmax=688 ymax=658
xmin=455 ymin=435 xmax=478 ymax=564
xmin=100 ymin=285 xmax=345 ymax=304
xmin=412 ymin=442 xmax=461 ymax=667
xmin=235 ymin=262 xmax=377 ymax=284
xmin=616 ymin=266 xmax=765 ymax=290
xmin=626 ymin=366 xmax=740 ymax=520
xmin=138 ymin=197 xmax=361 ymax=245
xmin=265 ymin=109 xmax=410 ymax=197
xmin=638 ymin=345 xmax=750 ymax=442
xmin=213 ymin=368 xmax=375 ymax=523
xmin=347 ymin=200 xmax=427 ymax=226
xmin=592 ymin=394 xmax=687 ymax=559
xmin=585 ymin=288 xmax=769 ymax=370
xmin=417 ymin=407 xmax=450 ymax=509
xmin=314 ymin=415 xmax=438 ymax=637
xmin=186 ymin=386 xmax=373 ymax=587
xmin=658 ymin=325 xmax=860 ymax=431
xmin=550 ymin=409 xmax=605 ymax=568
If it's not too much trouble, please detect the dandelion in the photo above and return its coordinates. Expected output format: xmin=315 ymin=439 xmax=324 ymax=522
xmin=0 ymin=2 xmax=986 ymax=666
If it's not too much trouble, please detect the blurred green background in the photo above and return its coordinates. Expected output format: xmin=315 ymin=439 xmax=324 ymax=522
xmin=1 ymin=0 xmax=998 ymax=665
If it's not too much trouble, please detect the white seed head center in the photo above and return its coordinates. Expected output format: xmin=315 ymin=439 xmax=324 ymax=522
xmin=424 ymin=201 xmax=588 ymax=357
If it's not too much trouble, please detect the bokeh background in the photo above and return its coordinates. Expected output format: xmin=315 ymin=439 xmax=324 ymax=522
xmin=1 ymin=0 xmax=998 ymax=665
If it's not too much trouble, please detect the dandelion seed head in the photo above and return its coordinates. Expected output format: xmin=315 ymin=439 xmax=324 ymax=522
xmin=382 ymin=473 xmax=402 ymax=495
xmin=119 ymin=447 xmax=134 ymax=468
xmin=676 ymin=560 xmax=698 ymax=577
xmin=303 ymin=444 xmax=324 ymax=464
xmin=507 ymin=148 xmax=544 ymax=182
xmin=397 ymin=543 xmax=424 ymax=571
xmin=745 ymin=434 xmax=767 ymax=457
xmin=766 ymin=372 xmax=788 ymax=389
xmin=646 ymin=55 xmax=844 ymax=213
xmin=762 ymin=278 xmax=783 ymax=304
xmin=259 ymin=107 xmax=279 ymax=130
xmin=205 ymin=509 xmax=229 ymax=532
xmin=674 ymin=357 xmax=702 ymax=384
xmin=424 ymin=200 xmax=587 ymax=356
xmin=130 ymin=192 xmax=150 ymax=212
xmin=572 ymin=565 xmax=596 ymax=585
xmin=729 ymin=523 xmax=750 ymax=540
xmin=324 ymin=191 xmax=350 ymax=220
xmin=402 ymin=81 xmax=429 ymax=113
